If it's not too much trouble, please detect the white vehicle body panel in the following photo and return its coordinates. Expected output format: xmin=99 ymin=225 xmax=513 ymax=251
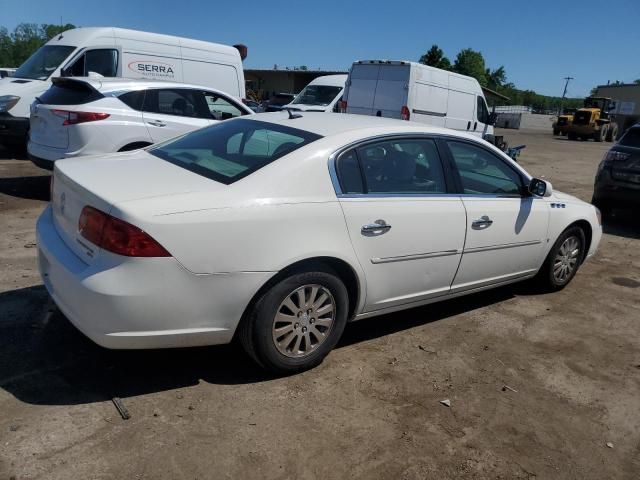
xmin=344 ymin=61 xmax=494 ymax=138
xmin=0 ymin=27 xmax=244 ymax=120
xmin=36 ymin=113 xmax=601 ymax=350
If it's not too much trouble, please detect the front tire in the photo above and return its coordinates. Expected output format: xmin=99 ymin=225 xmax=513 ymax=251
xmin=239 ymin=271 xmax=349 ymax=374
xmin=536 ymin=226 xmax=586 ymax=291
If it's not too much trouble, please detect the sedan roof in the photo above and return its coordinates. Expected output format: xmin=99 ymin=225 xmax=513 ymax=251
xmin=52 ymin=76 xmax=233 ymax=94
xmin=243 ymin=111 xmax=454 ymax=138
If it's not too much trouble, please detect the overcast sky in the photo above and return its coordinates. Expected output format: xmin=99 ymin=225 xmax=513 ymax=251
xmin=3 ymin=0 xmax=639 ymax=97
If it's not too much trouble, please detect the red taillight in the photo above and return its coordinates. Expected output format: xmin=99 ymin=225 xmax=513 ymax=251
xmin=401 ymin=105 xmax=410 ymax=121
xmin=79 ymin=206 xmax=170 ymax=257
xmin=52 ymin=109 xmax=110 ymax=126
xmin=339 ymin=100 xmax=347 ymax=113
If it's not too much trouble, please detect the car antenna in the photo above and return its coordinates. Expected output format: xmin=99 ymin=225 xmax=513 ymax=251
xmin=285 ymin=108 xmax=302 ymax=119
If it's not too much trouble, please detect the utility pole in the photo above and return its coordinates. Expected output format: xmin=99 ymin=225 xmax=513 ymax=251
xmin=559 ymin=76 xmax=573 ymax=115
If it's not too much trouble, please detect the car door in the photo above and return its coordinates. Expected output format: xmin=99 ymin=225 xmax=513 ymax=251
xmin=335 ymin=137 xmax=467 ymax=312
xmin=444 ymin=139 xmax=549 ymax=291
xmin=142 ymin=88 xmax=212 ymax=142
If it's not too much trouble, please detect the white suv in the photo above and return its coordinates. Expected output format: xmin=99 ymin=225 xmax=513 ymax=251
xmin=28 ymin=77 xmax=253 ymax=169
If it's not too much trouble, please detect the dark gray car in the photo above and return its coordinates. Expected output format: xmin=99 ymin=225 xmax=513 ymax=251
xmin=592 ymin=124 xmax=640 ymax=216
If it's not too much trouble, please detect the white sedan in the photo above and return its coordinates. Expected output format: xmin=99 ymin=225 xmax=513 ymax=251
xmin=37 ymin=113 xmax=602 ymax=373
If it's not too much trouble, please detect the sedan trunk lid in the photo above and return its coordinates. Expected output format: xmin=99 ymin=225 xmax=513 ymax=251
xmin=51 ymin=150 xmax=223 ymax=264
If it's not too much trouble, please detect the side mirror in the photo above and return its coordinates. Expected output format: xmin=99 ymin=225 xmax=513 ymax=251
xmin=487 ymin=112 xmax=498 ymax=126
xmin=529 ymin=178 xmax=552 ymax=197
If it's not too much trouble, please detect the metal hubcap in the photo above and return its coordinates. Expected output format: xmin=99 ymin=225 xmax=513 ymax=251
xmin=553 ymin=235 xmax=581 ymax=283
xmin=272 ymin=284 xmax=336 ymax=358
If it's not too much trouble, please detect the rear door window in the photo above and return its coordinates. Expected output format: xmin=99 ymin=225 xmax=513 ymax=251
xmin=143 ymin=89 xmax=210 ymax=118
xmin=118 ymin=90 xmax=146 ymax=111
xmin=149 ymin=119 xmax=322 ymax=184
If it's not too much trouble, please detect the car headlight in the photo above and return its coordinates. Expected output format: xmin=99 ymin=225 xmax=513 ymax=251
xmin=0 ymin=95 xmax=20 ymax=113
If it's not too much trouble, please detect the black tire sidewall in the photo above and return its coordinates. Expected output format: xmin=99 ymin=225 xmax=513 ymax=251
xmin=544 ymin=226 xmax=586 ymax=289
xmin=250 ymin=271 xmax=349 ymax=373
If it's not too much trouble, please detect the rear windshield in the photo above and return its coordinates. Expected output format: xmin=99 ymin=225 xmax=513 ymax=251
xmin=149 ymin=119 xmax=322 ymax=184
xmin=39 ymin=80 xmax=103 ymax=105
xmin=619 ymin=128 xmax=640 ymax=148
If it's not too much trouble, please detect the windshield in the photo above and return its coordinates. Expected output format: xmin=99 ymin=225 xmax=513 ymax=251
xmin=14 ymin=45 xmax=76 ymax=80
xmin=149 ymin=119 xmax=322 ymax=184
xmin=291 ymin=85 xmax=342 ymax=106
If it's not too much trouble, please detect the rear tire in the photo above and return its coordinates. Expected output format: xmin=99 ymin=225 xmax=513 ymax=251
xmin=553 ymin=128 xmax=560 ymax=136
xmin=238 ymin=271 xmax=349 ymax=374
xmin=536 ymin=226 xmax=586 ymax=291
xmin=606 ymin=125 xmax=618 ymax=142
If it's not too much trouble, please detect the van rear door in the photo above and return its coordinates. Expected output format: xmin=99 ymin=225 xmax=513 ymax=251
xmin=445 ymin=75 xmax=476 ymax=133
xmin=371 ymin=64 xmax=410 ymax=119
xmin=345 ymin=64 xmax=380 ymax=116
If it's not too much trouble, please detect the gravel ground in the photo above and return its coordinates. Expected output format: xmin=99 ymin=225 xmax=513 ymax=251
xmin=0 ymin=130 xmax=639 ymax=479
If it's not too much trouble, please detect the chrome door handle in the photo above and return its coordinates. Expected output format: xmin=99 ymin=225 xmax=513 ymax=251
xmin=472 ymin=215 xmax=493 ymax=229
xmin=147 ymin=120 xmax=166 ymax=127
xmin=361 ymin=220 xmax=391 ymax=236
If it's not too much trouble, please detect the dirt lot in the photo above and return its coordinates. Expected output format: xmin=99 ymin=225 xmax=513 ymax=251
xmin=1 ymin=130 xmax=639 ymax=479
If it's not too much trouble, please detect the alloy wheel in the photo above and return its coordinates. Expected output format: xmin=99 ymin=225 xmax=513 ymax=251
xmin=272 ymin=284 xmax=336 ymax=358
xmin=553 ymin=235 xmax=581 ymax=283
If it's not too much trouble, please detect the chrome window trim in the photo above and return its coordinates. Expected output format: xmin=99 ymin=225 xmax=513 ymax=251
xmin=327 ymin=132 xmax=533 ymax=199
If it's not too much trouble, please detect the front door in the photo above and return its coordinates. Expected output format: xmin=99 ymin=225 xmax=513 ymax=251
xmin=335 ymin=137 xmax=467 ymax=312
xmin=444 ymin=140 xmax=549 ymax=291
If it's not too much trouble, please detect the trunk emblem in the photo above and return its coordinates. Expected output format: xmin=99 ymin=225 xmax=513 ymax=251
xmin=60 ymin=192 xmax=66 ymax=215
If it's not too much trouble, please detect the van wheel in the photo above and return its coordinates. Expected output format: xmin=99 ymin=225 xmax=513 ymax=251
xmin=118 ymin=142 xmax=152 ymax=152
xmin=239 ymin=271 xmax=349 ymax=374
xmin=536 ymin=226 xmax=585 ymax=291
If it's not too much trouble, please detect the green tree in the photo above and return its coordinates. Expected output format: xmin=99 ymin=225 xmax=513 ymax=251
xmin=635 ymin=79 xmax=640 ymax=85
xmin=0 ymin=23 xmax=76 ymax=67
xmin=452 ymin=48 xmax=487 ymax=85
xmin=0 ymin=27 xmax=12 ymax=66
xmin=418 ymin=44 xmax=451 ymax=70
xmin=485 ymin=66 xmax=506 ymax=89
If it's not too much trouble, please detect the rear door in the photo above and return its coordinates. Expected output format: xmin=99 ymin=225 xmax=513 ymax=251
xmin=335 ymin=136 xmax=466 ymax=312
xmin=142 ymin=88 xmax=212 ymax=142
xmin=345 ymin=64 xmax=380 ymax=116
xmin=371 ymin=65 xmax=410 ymax=119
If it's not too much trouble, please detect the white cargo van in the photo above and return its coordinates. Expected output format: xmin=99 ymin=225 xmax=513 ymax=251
xmin=0 ymin=27 xmax=246 ymax=148
xmin=342 ymin=60 xmax=496 ymax=141
xmin=285 ymin=74 xmax=347 ymax=112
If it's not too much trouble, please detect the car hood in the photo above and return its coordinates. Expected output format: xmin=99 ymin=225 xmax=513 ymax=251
xmin=0 ymin=78 xmax=50 ymax=116
xmin=285 ymin=103 xmax=330 ymax=112
xmin=55 ymin=149 xmax=224 ymax=210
